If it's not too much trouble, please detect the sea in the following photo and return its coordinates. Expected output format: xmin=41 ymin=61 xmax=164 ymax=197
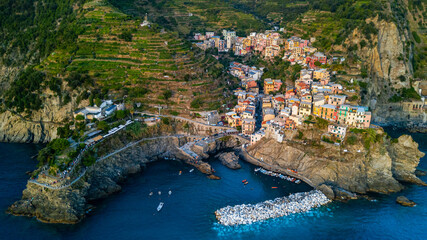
xmin=0 ymin=130 xmax=426 ymax=240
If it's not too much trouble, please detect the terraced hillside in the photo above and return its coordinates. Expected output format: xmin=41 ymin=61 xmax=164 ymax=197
xmin=37 ymin=0 xmax=229 ymax=115
xmin=108 ymin=0 xmax=267 ymax=35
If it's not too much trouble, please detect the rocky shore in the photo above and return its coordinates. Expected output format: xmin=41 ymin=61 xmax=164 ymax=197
xmin=216 ymin=152 xmax=241 ymax=169
xmin=245 ymin=131 xmax=426 ymax=200
xmin=7 ymin=135 xmax=244 ymax=223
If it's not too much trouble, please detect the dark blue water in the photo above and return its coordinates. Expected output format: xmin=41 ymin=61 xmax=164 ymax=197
xmin=1 ymin=131 xmax=426 ymax=240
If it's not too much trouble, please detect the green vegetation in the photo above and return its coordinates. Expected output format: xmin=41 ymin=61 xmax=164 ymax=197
xmin=191 ymin=98 xmax=204 ymax=109
xmin=119 ymin=30 xmax=133 ymax=41
xmin=347 ymin=135 xmax=357 ymax=145
xmin=297 ymin=130 xmax=304 ymax=139
xmin=0 ymin=0 xmax=85 ymax=67
xmin=37 ymin=138 xmax=70 ymax=166
xmin=4 ymin=68 xmax=45 ymax=113
xmin=350 ymin=128 xmax=382 ymax=150
xmin=389 ymin=87 xmax=421 ymax=102
xmin=321 ymin=136 xmax=334 ymax=144
xmin=315 ymin=117 xmax=329 ymax=129
xmin=162 ymin=117 xmax=170 ymax=125
xmin=97 ymin=121 xmax=110 ymax=131
xmin=126 ymin=121 xmax=147 ymax=136
xmin=82 ymin=149 xmax=96 ymax=167
xmin=412 ymin=31 xmax=421 ymax=43
xmin=108 ymin=0 xmax=267 ymax=35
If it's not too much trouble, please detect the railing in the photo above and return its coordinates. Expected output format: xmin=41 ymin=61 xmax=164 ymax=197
xmin=28 ymin=135 xmax=197 ymax=190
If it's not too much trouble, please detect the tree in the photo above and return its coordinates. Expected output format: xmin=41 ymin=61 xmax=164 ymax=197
xmin=97 ymin=121 xmax=109 ymax=131
xmin=119 ymin=30 xmax=133 ymax=41
xmin=115 ymin=110 xmax=126 ymax=119
xmin=163 ymin=90 xmax=173 ymax=100
xmin=314 ymin=61 xmax=321 ymax=67
xmin=347 ymin=135 xmax=357 ymax=145
xmin=95 ymin=98 xmax=102 ymax=107
xmin=162 ymin=117 xmax=170 ymax=125
xmin=49 ymin=138 xmax=70 ymax=152
xmin=82 ymin=154 xmax=96 ymax=166
xmin=75 ymin=115 xmax=85 ymax=121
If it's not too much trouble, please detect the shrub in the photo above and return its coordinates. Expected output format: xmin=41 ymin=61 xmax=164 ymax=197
xmin=347 ymin=135 xmax=357 ymax=145
xmin=170 ymin=111 xmax=179 ymax=116
xmin=322 ymin=136 xmax=334 ymax=143
xmin=119 ymin=30 xmax=133 ymax=41
xmin=162 ymin=117 xmax=170 ymax=125
xmin=75 ymin=115 xmax=85 ymax=121
xmin=115 ymin=110 xmax=127 ymax=119
xmin=389 ymin=94 xmax=403 ymax=103
xmin=82 ymin=153 xmax=96 ymax=167
xmin=49 ymin=138 xmax=70 ymax=152
xmin=97 ymin=121 xmax=109 ymax=131
xmin=163 ymin=90 xmax=173 ymax=100
xmin=297 ymin=130 xmax=304 ymax=139
xmin=412 ymin=31 xmax=421 ymax=43
xmin=315 ymin=117 xmax=329 ymax=129
xmin=190 ymin=98 xmax=204 ymax=109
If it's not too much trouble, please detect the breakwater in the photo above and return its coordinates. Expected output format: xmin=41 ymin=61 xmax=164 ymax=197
xmin=215 ymin=190 xmax=330 ymax=226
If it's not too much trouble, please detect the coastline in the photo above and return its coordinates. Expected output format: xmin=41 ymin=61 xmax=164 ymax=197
xmin=6 ymin=134 xmax=245 ymax=224
xmin=6 ymin=126 xmax=426 ymax=224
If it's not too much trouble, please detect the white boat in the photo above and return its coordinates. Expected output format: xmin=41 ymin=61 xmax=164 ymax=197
xmin=149 ymin=192 xmax=153 ymax=196
xmin=189 ymin=169 xmax=194 ymax=173
xmin=158 ymin=191 xmax=161 ymax=195
xmin=168 ymin=190 xmax=172 ymax=195
xmin=157 ymin=202 xmax=164 ymax=212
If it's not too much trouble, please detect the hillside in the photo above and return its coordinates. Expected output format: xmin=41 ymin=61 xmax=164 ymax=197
xmin=37 ymin=0 xmax=229 ymax=114
xmin=108 ymin=0 xmax=267 ymax=35
xmin=0 ymin=0 xmax=425 ymax=143
xmin=0 ymin=0 xmax=233 ymax=143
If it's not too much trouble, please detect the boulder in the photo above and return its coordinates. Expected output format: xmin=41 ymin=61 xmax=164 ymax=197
xmin=216 ymin=152 xmax=241 ymax=169
xmin=415 ymin=169 xmax=426 ymax=177
xmin=207 ymin=174 xmax=221 ymax=180
xmin=396 ymin=196 xmax=416 ymax=207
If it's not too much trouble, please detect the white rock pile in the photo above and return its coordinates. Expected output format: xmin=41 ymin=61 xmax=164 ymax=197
xmin=215 ymin=190 xmax=331 ymax=226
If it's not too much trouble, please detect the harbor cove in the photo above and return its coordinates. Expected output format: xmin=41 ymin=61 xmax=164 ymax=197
xmin=0 ymin=130 xmax=426 ymax=239
xmin=1 ymin=0 xmax=427 ymax=239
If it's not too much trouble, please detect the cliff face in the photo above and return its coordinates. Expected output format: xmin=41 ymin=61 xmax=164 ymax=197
xmin=247 ymin=134 xmax=425 ymax=199
xmin=7 ymin=134 xmax=244 ymax=223
xmin=0 ymin=90 xmax=89 ymax=143
xmin=7 ymin=137 xmax=184 ymax=223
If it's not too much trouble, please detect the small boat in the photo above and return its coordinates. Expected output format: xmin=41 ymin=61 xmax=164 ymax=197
xmin=157 ymin=202 xmax=164 ymax=212
xmin=168 ymin=190 xmax=172 ymax=195
xmin=149 ymin=192 xmax=153 ymax=196
xmin=179 ymin=171 xmax=182 ymax=175
xmin=189 ymin=169 xmax=194 ymax=173
xmin=244 ymin=181 xmax=248 ymax=185
xmin=271 ymin=187 xmax=278 ymax=189
xmin=242 ymin=179 xmax=247 ymax=183
xmin=295 ymin=180 xmax=301 ymax=184
xmin=158 ymin=191 xmax=161 ymax=195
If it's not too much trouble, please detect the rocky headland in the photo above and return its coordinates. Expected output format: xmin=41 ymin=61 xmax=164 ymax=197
xmin=7 ymin=134 xmax=244 ymax=223
xmin=243 ymin=128 xmax=425 ymax=200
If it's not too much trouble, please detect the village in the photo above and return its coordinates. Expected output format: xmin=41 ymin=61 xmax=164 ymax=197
xmin=194 ymin=29 xmax=372 ymax=146
xmin=30 ymin=28 xmax=374 ymax=187
xmin=68 ymin=29 xmax=372 ymax=150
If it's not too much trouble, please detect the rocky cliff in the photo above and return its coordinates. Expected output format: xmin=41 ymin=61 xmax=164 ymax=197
xmin=0 ymin=88 xmax=89 ymax=143
xmin=7 ymin=134 xmax=244 ymax=223
xmin=246 ymin=133 xmax=425 ymax=200
xmin=7 ymin=137 xmax=185 ymax=223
